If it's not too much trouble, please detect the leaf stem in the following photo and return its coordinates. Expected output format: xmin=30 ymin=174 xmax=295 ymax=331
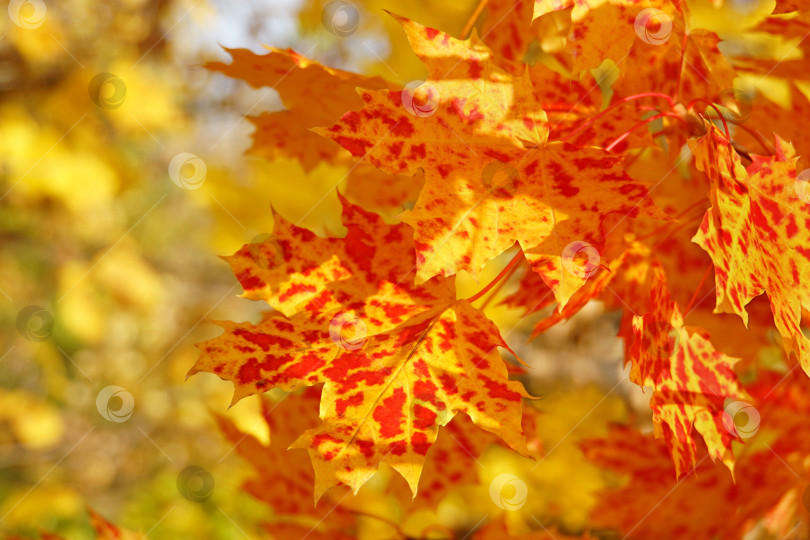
xmin=605 ymin=113 xmax=668 ymax=152
xmin=688 ymin=97 xmax=738 ymax=179
xmin=688 ymin=98 xmax=732 ymax=141
xmin=479 ymin=257 xmax=521 ymax=310
xmin=651 ymin=213 xmax=704 ymax=249
xmin=634 ymin=199 xmax=707 ymax=242
xmin=466 ymin=250 xmax=523 ymax=304
xmin=561 ymin=93 xmax=676 ymax=142
xmin=684 ymin=263 xmax=714 ymax=315
xmin=462 ymin=0 xmax=490 ymax=38
xmin=726 ymin=121 xmax=775 ymax=155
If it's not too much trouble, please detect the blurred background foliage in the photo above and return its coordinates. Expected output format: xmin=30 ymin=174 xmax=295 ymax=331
xmin=0 ymin=0 xmax=783 ymax=538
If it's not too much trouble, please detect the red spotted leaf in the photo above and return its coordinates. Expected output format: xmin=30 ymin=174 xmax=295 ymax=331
xmin=629 ymin=265 xmax=746 ymax=478
xmin=193 ymin=198 xmax=532 ymax=500
xmin=691 ymin=126 xmax=810 ymax=373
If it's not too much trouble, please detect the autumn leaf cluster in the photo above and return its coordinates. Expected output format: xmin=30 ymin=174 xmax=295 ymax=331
xmin=183 ymin=0 xmax=810 ymax=538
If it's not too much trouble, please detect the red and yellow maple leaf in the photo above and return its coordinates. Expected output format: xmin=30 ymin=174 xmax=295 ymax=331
xmin=206 ymin=48 xmax=419 ymax=215
xmin=474 ymin=0 xmax=537 ymax=68
xmin=388 ymin=408 xmax=507 ymax=509
xmin=223 ymin=196 xmax=452 ymax=320
xmin=614 ymin=11 xmax=736 ymax=103
xmin=691 ymin=126 xmax=810 ymax=373
xmin=318 ymin=15 xmax=665 ymax=306
xmin=534 ymin=0 xmax=655 ymax=74
xmin=206 ymin=47 xmax=395 ymax=172
xmin=214 ymin=388 xmax=357 ymax=539
xmin=732 ymin=9 xmax=810 ymax=169
xmin=629 ymin=266 xmax=746 ymax=478
xmin=583 ymin=368 xmax=810 ymax=539
xmin=533 ymin=0 xmax=735 ymax=101
xmin=217 ymin=385 xmax=540 ymax=518
xmin=192 ymin=198 xmax=532 ymax=499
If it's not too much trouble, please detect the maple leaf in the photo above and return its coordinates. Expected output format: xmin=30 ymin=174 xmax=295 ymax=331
xmin=691 ymin=125 xmax=810 ymax=373
xmin=474 ymin=0 xmax=536 ymax=68
xmin=731 ymin=9 xmax=810 ymax=169
xmin=583 ymin=369 xmax=810 ymax=539
xmin=192 ymin=197 xmax=531 ymax=499
xmin=613 ymin=11 xmax=736 ymax=103
xmin=629 ymin=265 xmax=746 ymax=478
xmin=317 ymin=15 xmax=665 ymax=306
xmin=386 ymin=410 xmax=499 ymax=508
xmin=529 ymin=65 xmax=657 ymax=152
xmin=214 ymin=388 xmax=357 ymax=539
xmin=217 ymin=386 xmax=540 ymax=520
xmin=224 ymin=195 xmax=453 ymax=324
xmin=206 ymin=48 xmax=419 ymax=215
xmin=534 ymin=0 xmax=653 ymax=74
xmin=315 ymin=18 xmax=546 ymax=174
xmin=206 ymin=47 xmax=395 ymax=172
xmin=503 ymin=244 xmax=646 ymax=338
xmin=534 ymin=0 xmax=735 ymax=101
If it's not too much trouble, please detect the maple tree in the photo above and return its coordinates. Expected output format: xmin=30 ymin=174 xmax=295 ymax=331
xmin=181 ymin=0 xmax=810 ymax=538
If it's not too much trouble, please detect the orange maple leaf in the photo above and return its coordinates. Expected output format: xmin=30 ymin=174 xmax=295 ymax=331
xmin=192 ymin=198 xmax=531 ymax=499
xmin=206 ymin=47 xmax=420 ymax=215
xmin=534 ymin=0 xmax=736 ymax=103
xmin=214 ymin=388 xmax=357 ymax=538
xmin=583 ymin=369 xmax=810 ymax=539
xmin=691 ymin=126 xmax=810 ymax=373
xmin=206 ymin=47 xmax=395 ymax=172
xmin=317 ymin=15 xmax=664 ymax=306
xmin=629 ymin=265 xmax=746 ymax=478
xmin=473 ymin=0 xmax=536 ymax=68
